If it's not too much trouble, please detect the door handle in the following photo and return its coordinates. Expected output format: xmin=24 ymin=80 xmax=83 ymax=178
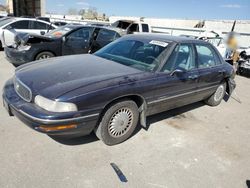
xmin=188 ymin=75 xmax=199 ymax=80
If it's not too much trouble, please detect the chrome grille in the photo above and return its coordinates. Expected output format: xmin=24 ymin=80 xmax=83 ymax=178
xmin=14 ymin=77 xmax=32 ymax=102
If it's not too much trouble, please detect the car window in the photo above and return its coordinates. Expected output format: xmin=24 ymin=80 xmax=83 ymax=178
xmin=196 ymin=44 xmax=221 ymax=68
xmin=67 ymin=28 xmax=93 ymax=41
xmin=9 ymin=20 xmax=29 ymax=29
xmin=128 ymin=24 xmax=139 ymax=33
xmin=95 ymin=39 xmax=168 ymax=72
xmin=162 ymin=44 xmax=195 ymax=73
xmin=30 ymin=21 xmax=49 ymax=30
xmin=96 ymin=29 xmax=117 ymax=42
xmin=0 ymin=18 xmax=15 ymax=27
xmin=112 ymin=21 xmax=131 ymax=29
xmin=142 ymin=24 xmax=149 ymax=32
xmin=108 ymin=40 xmax=136 ymax=57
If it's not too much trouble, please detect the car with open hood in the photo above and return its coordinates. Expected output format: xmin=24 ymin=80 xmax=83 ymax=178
xmin=2 ymin=34 xmax=236 ymax=145
xmin=4 ymin=25 xmax=125 ymax=67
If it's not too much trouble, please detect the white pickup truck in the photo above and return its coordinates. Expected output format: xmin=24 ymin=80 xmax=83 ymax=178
xmin=111 ymin=19 xmax=152 ymax=34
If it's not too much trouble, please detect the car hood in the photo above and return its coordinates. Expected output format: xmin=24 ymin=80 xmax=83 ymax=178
xmin=15 ymin=54 xmax=142 ymax=100
xmin=16 ymin=33 xmax=55 ymax=46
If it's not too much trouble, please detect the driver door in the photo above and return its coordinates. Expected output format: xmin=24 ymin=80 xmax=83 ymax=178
xmin=62 ymin=27 xmax=94 ymax=55
xmin=148 ymin=43 xmax=199 ymax=115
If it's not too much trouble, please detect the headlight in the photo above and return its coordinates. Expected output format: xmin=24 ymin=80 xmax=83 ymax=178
xmin=18 ymin=45 xmax=31 ymax=51
xmin=34 ymin=95 xmax=78 ymax=112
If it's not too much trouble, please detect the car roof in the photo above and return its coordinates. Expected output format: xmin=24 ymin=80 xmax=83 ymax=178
xmin=12 ymin=17 xmax=53 ymax=24
xmin=122 ymin=33 xmax=209 ymax=44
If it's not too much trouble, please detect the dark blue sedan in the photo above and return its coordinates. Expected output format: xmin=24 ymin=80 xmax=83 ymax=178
xmin=2 ymin=34 xmax=236 ymax=145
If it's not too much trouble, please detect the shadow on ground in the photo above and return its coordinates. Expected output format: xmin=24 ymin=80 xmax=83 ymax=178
xmin=51 ymin=101 xmax=205 ymax=146
xmin=49 ymin=132 xmax=99 ymax=146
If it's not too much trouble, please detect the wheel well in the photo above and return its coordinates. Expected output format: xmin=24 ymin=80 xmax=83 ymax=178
xmin=97 ymin=95 xmax=146 ymax=124
xmin=223 ymin=77 xmax=230 ymax=94
xmin=34 ymin=50 xmax=56 ymax=60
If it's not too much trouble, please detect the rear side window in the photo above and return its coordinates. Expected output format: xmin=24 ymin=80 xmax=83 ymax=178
xmin=142 ymin=24 xmax=149 ymax=32
xmin=196 ymin=44 xmax=221 ymax=68
xmin=10 ymin=20 xmax=29 ymax=29
xmin=29 ymin=21 xmax=49 ymax=30
xmin=96 ymin=29 xmax=117 ymax=42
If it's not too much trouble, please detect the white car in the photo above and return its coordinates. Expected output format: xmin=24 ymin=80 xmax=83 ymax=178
xmin=111 ymin=19 xmax=152 ymax=34
xmin=0 ymin=17 xmax=57 ymax=48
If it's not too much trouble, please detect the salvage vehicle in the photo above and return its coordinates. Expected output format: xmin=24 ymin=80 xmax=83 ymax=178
xmin=2 ymin=34 xmax=236 ymax=145
xmin=237 ymin=48 xmax=250 ymax=75
xmin=4 ymin=25 xmax=125 ymax=67
xmin=0 ymin=17 xmax=57 ymax=48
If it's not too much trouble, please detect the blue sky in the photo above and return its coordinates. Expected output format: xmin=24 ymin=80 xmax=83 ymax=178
xmin=1 ymin=0 xmax=250 ymax=19
xmin=46 ymin=0 xmax=250 ymax=19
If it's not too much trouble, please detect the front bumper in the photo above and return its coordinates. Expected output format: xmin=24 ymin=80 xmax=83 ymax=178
xmin=4 ymin=47 xmax=33 ymax=66
xmin=2 ymin=79 xmax=99 ymax=137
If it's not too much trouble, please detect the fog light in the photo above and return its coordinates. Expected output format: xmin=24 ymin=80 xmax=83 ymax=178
xmin=38 ymin=124 xmax=77 ymax=132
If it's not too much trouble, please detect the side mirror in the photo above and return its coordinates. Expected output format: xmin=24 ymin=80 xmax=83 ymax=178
xmin=40 ymin=31 xmax=45 ymax=35
xmin=170 ymin=69 xmax=185 ymax=76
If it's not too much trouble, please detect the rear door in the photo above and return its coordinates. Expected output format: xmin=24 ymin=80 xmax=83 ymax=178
xmin=62 ymin=27 xmax=94 ymax=55
xmin=195 ymin=43 xmax=225 ymax=99
xmin=148 ymin=43 xmax=199 ymax=115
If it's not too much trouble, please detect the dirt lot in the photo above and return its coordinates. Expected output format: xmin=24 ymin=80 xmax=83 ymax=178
xmin=0 ymin=51 xmax=250 ymax=188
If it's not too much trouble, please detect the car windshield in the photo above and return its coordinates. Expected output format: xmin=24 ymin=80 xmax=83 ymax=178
xmin=95 ymin=39 xmax=169 ymax=72
xmin=45 ymin=26 xmax=74 ymax=38
xmin=0 ymin=17 xmax=14 ymax=27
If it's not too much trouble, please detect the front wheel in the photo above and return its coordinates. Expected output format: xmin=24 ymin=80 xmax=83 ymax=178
xmin=205 ymin=83 xmax=226 ymax=106
xmin=95 ymin=100 xmax=139 ymax=145
xmin=35 ymin=51 xmax=55 ymax=60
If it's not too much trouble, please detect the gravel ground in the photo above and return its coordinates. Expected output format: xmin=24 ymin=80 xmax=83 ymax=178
xmin=0 ymin=51 xmax=250 ymax=188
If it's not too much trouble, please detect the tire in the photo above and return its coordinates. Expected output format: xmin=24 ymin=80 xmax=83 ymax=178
xmin=205 ymin=83 xmax=226 ymax=106
xmin=95 ymin=100 xmax=139 ymax=145
xmin=35 ymin=51 xmax=55 ymax=60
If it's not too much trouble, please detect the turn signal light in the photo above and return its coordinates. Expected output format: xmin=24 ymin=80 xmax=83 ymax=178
xmin=38 ymin=124 xmax=77 ymax=132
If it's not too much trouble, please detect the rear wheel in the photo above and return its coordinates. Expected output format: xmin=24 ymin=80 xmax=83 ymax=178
xmin=205 ymin=83 xmax=226 ymax=106
xmin=35 ymin=51 xmax=55 ymax=60
xmin=95 ymin=100 xmax=139 ymax=145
